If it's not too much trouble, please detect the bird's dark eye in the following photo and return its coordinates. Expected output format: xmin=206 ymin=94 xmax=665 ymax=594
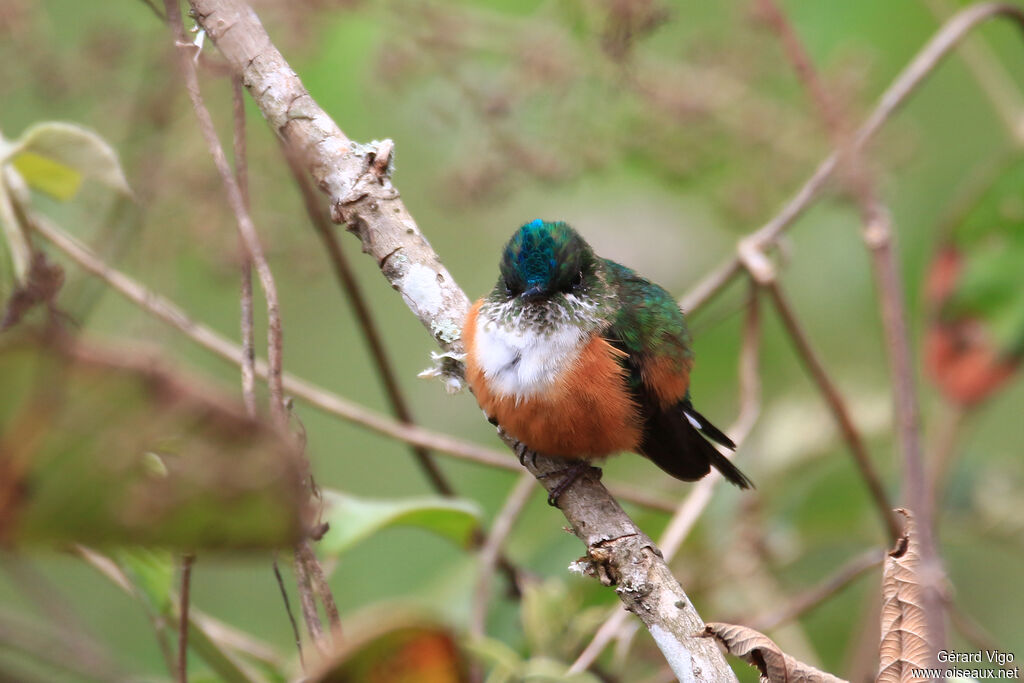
xmin=570 ymin=271 xmax=584 ymax=291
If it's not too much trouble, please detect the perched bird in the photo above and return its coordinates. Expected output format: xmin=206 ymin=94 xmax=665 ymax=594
xmin=463 ymin=220 xmax=752 ymax=504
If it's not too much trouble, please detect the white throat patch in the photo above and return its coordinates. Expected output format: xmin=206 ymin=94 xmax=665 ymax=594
xmin=473 ymin=311 xmax=590 ymax=401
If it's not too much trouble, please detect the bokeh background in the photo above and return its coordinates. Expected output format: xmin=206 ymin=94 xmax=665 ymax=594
xmin=2 ymin=0 xmax=1023 ymax=680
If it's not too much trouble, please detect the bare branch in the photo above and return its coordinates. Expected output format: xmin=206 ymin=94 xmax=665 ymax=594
xmin=681 ymin=2 xmax=1024 ymax=314
xmin=162 ymin=0 xmax=286 ymax=422
xmin=295 ymin=540 xmax=341 ymax=639
xmin=232 ymin=76 xmax=258 ymax=419
xmin=922 ymin=0 xmax=1024 ymax=143
xmin=747 ymin=548 xmax=885 ymax=632
xmin=189 ymin=0 xmax=469 ymax=355
xmin=272 ymin=556 xmax=304 ymax=669
xmin=162 ymin=0 xmax=343 ymax=653
xmin=764 ymin=280 xmax=899 ymax=542
xmin=291 ymin=549 xmax=325 ymax=655
xmin=279 ymin=141 xmax=454 ymax=497
xmin=469 ymin=472 xmax=535 ymax=640
xmin=863 ymin=203 xmax=947 ymax=653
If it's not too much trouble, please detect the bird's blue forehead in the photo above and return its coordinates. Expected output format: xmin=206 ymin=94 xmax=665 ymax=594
xmin=499 ymin=220 xmax=588 ymax=293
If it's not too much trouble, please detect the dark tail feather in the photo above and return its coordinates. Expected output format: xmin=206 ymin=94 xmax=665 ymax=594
xmin=683 ymin=404 xmax=751 ymax=489
xmin=703 ymin=442 xmax=754 ymax=489
xmin=683 ymin=403 xmax=737 ymax=450
xmin=641 ymin=404 xmax=754 ymax=489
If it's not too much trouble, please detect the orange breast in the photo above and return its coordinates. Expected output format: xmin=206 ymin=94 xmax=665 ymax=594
xmin=463 ymin=300 xmax=642 ymax=458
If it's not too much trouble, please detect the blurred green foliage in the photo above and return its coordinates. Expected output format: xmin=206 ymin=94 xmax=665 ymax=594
xmin=2 ymin=0 xmax=1024 ymax=680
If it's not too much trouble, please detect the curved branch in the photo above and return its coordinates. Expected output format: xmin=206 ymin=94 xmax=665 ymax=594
xmin=188 ymin=0 xmax=738 ymax=678
xmin=680 ymin=1 xmax=1024 ymax=314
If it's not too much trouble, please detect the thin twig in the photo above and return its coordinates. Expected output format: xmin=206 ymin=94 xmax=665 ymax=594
xmin=272 ymin=557 xmax=304 ymax=670
xmin=746 ymin=548 xmax=885 ymax=632
xmin=948 ymin=599 xmax=1001 ymax=653
xmin=469 ymin=472 xmax=535 ymax=639
xmin=231 ymin=70 xmax=307 ymax=670
xmin=1 ymin=556 xmax=118 ymax=678
xmin=927 ymin=401 xmax=967 ymax=507
xmin=70 ymin=546 xmax=177 ymax=675
xmin=177 ymin=555 xmax=194 ymax=683
xmin=162 ymin=0 xmax=286 ymax=422
xmin=280 ymin=142 xmax=454 ymax=496
xmin=864 ymin=203 xmax=948 ymax=653
xmin=165 ymin=0 xmax=341 ymax=652
xmin=76 ymin=546 xmax=283 ymax=679
xmin=921 ymin=0 xmax=1024 ymax=143
xmin=681 ymin=2 xmax=1024 ymax=315
xmin=764 ymin=280 xmax=900 ymax=542
xmin=0 ymin=610 xmax=121 ymax=682
xmin=232 ymin=76 xmax=258 ymax=419
xmin=569 ymin=283 xmax=762 ymax=675
xmin=754 ymin=0 xmax=846 ymax=139
xmin=291 ymin=550 xmax=324 ymax=655
xmin=295 ymin=540 xmax=341 ymax=638
xmin=679 ymin=256 xmax=742 ymax=315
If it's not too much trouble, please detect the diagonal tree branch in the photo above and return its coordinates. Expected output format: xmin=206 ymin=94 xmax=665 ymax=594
xmin=283 ymin=145 xmax=454 ymax=495
xmin=681 ymin=2 xmax=1024 ymax=314
xmin=163 ymin=0 xmax=342 ymax=652
xmin=764 ymin=280 xmax=900 ymax=542
xmin=745 ymin=548 xmax=885 ymax=632
xmin=187 ymin=1 xmax=738 ymax=678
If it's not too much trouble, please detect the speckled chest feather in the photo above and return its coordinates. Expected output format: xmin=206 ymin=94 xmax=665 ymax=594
xmin=463 ymin=300 xmax=642 ymax=457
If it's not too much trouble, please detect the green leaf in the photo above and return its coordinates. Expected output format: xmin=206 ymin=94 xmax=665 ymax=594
xmin=116 ymin=548 xmax=174 ymax=615
xmin=11 ymin=151 xmax=84 ymax=201
xmin=9 ymin=122 xmax=130 ymax=200
xmin=945 ymin=156 xmax=1024 ymax=356
xmin=463 ymin=636 xmax=522 ymax=683
xmin=318 ymin=490 xmax=482 ymax=557
xmin=945 ymin=238 xmax=1024 ymax=354
xmin=188 ymin=619 xmax=270 ymax=683
xmin=0 ymin=332 xmax=310 ymax=549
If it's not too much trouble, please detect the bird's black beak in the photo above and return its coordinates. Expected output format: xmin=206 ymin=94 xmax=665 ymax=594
xmin=521 ymin=284 xmax=545 ymax=301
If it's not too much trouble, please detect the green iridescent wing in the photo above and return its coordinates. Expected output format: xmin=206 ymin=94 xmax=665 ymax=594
xmin=601 ymin=259 xmax=693 ymax=382
xmin=602 ymin=259 xmax=751 ymax=488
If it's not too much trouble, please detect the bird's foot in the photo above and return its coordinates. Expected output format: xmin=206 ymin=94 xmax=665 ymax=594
xmin=539 ymin=462 xmax=602 ymax=507
xmin=512 ymin=440 xmax=537 ymax=468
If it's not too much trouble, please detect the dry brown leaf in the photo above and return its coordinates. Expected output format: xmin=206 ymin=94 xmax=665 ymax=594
xmin=703 ymin=622 xmax=848 ymax=682
xmin=878 ymin=508 xmax=930 ymax=682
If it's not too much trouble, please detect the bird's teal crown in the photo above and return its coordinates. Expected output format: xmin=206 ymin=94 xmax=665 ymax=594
xmin=499 ymin=219 xmax=593 ymax=297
